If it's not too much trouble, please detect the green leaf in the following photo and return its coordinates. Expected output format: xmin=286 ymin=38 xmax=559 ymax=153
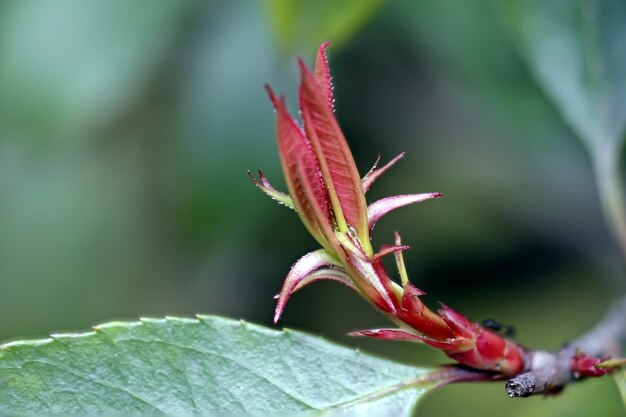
xmin=0 ymin=0 xmax=195 ymax=144
xmin=505 ymin=0 xmax=626 ymax=263
xmin=265 ymin=0 xmax=385 ymax=51
xmin=0 ymin=316 xmax=445 ymax=416
xmin=614 ymin=369 xmax=626 ymax=412
xmin=505 ymin=0 xmax=626 ymax=151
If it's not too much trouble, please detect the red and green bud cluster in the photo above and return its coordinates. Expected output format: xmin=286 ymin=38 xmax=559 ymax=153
xmin=571 ymin=355 xmax=626 ymax=378
xmin=250 ymin=42 xmax=525 ymax=376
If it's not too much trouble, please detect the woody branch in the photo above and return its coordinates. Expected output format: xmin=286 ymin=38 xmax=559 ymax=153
xmin=506 ymin=295 xmax=626 ymax=397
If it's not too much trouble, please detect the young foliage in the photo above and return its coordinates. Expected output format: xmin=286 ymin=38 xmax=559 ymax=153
xmin=256 ymin=42 xmax=527 ymax=377
xmin=2 ymin=7 xmax=626 ymax=414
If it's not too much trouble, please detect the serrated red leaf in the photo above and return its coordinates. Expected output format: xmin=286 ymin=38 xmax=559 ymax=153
xmin=368 ymin=193 xmax=443 ymax=231
xmin=298 ymin=60 xmax=370 ymax=249
xmin=313 ymin=41 xmax=334 ymax=112
xmin=362 ymin=152 xmax=406 ymax=192
xmin=348 ymin=328 xmax=421 ymax=341
xmin=274 ymin=250 xmax=348 ymax=323
xmin=397 ymin=283 xmax=455 ymax=340
xmin=374 ymin=244 xmax=411 ymax=261
xmin=438 ymin=303 xmax=475 ymax=339
xmin=266 ymin=85 xmax=332 ymax=247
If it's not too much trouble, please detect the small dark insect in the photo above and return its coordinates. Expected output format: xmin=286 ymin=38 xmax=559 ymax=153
xmin=482 ymin=319 xmax=516 ymax=338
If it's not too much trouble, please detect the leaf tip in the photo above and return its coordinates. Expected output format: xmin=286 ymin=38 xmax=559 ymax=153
xmin=247 ymin=169 xmax=259 ymax=185
xmin=273 ymin=308 xmax=283 ymax=325
xmin=265 ymin=84 xmax=281 ymax=110
xmin=297 ymin=57 xmax=310 ymax=74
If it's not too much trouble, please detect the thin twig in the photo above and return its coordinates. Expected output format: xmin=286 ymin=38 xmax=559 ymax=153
xmin=506 ymin=295 xmax=626 ymax=397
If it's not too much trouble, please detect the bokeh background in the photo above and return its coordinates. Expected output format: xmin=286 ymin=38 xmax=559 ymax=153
xmin=0 ymin=1 xmax=624 ymax=416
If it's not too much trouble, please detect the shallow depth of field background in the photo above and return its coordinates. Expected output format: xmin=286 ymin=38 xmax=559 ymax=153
xmin=0 ymin=1 xmax=624 ymax=416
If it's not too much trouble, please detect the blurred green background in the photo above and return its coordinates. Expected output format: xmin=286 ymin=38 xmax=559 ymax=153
xmin=0 ymin=0 xmax=624 ymax=416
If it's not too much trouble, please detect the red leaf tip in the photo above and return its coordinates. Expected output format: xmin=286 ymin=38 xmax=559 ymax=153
xmin=265 ymin=84 xmax=282 ymax=110
xmin=403 ymin=283 xmax=426 ymax=297
xmin=297 ymin=57 xmax=310 ymax=73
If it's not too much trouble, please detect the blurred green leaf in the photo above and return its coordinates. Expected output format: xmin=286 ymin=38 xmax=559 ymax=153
xmin=0 ymin=316 xmax=439 ymax=416
xmin=505 ymin=0 xmax=626 ymax=262
xmin=614 ymin=369 xmax=626 ymax=412
xmin=0 ymin=143 xmax=155 ymax=338
xmin=505 ymin=0 xmax=626 ymax=151
xmin=0 ymin=0 xmax=194 ymax=144
xmin=266 ymin=0 xmax=385 ymax=51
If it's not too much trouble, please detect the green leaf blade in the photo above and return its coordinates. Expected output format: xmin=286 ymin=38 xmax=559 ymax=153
xmin=506 ymin=0 xmax=626 ymax=149
xmin=265 ymin=0 xmax=385 ymax=52
xmin=613 ymin=369 xmax=626 ymax=413
xmin=0 ymin=316 xmax=439 ymax=416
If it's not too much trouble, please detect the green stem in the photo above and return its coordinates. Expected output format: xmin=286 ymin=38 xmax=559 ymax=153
xmin=593 ymin=141 xmax=626 ymax=263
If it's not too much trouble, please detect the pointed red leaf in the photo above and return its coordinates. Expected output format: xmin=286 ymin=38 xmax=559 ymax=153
xmin=362 ymin=152 xmax=405 ymax=192
xmin=362 ymin=154 xmax=381 ymax=184
xmin=397 ymin=283 xmax=455 ymax=340
xmin=372 ymin=258 xmax=403 ymax=309
xmin=347 ymin=328 xmax=421 ymax=341
xmin=248 ymin=170 xmax=295 ymax=209
xmin=295 ymin=157 xmax=344 ymax=256
xmin=438 ymin=303 xmax=475 ymax=340
xmin=298 ymin=60 xmax=370 ymax=250
xmin=374 ymin=244 xmax=411 ymax=261
xmin=292 ymin=268 xmax=354 ymax=293
xmin=266 ymin=85 xmax=332 ymax=247
xmin=345 ymin=251 xmax=398 ymax=314
xmin=418 ymin=337 xmax=459 ymax=351
xmin=368 ymin=193 xmax=443 ymax=231
xmin=274 ymin=250 xmax=343 ymax=323
xmin=339 ymin=228 xmax=398 ymax=311
xmin=272 ymin=268 xmax=353 ymax=300
xmin=313 ymin=41 xmax=334 ymax=112
xmin=401 ymin=283 xmax=426 ymax=310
